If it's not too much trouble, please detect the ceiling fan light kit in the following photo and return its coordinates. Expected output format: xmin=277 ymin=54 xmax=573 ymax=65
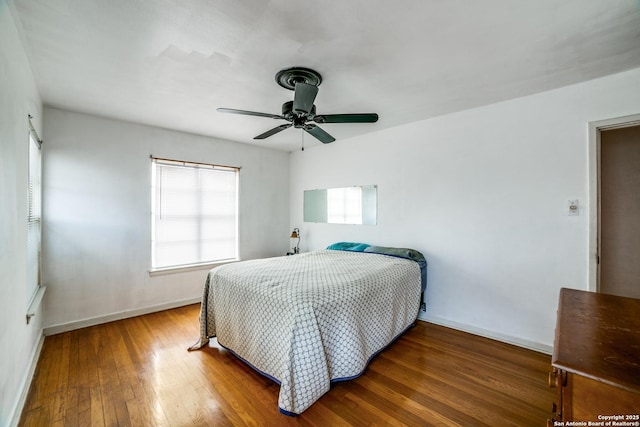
xmin=217 ymin=67 xmax=378 ymax=145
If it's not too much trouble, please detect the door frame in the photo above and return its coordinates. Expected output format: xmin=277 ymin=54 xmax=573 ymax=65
xmin=588 ymin=114 xmax=640 ymax=292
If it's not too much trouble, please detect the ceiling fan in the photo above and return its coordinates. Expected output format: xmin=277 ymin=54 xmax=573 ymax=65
xmin=217 ymin=67 xmax=379 ymax=144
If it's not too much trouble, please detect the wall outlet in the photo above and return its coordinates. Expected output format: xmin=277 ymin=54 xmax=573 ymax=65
xmin=568 ymin=199 xmax=579 ymax=216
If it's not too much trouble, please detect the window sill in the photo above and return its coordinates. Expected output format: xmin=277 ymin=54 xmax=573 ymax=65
xmin=26 ymin=285 xmax=47 ymax=324
xmin=149 ymin=259 xmax=239 ymax=277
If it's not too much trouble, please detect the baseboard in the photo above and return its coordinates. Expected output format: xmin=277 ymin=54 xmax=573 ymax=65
xmin=417 ymin=312 xmax=553 ymax=355
xmin=44 ymin=296 xmax=201 ymax=336
xmin=9 ymin=331 xmax=45 ymax=427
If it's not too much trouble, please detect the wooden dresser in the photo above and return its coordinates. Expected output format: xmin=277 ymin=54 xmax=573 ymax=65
xmin=548 ymin=288 xmax=640 ymax=425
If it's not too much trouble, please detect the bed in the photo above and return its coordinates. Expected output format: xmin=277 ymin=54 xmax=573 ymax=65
xmin=188 ymin=242 xmax=427 ymax=415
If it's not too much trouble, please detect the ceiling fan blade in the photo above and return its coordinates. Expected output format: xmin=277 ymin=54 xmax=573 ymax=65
xmin=254 ymin=123 xmax=292 ymax=140
xmin=313 ymin=113 xmax=379 ymax=123
xmin=293 ymin=82 xmax=318 ymax=115
xmin=217 ymin=108 xmax=284 ymax=120
xmin=303 ymin=124 xmax=335 ymax=144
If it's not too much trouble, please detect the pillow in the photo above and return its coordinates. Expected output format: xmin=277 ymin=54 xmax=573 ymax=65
xmin=365 ymin=245 xmax=428 ymax=292
xmin=326 ymin=242 xmax=371 ymax=252
xmin=364 ymin=245 xmax=426 ymax=263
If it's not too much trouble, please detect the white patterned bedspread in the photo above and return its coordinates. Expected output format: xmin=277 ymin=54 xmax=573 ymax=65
xmin=189 ymin=249 xmax=421 ymax=415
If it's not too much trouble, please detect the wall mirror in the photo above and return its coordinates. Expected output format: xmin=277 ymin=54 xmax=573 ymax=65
xmin=304 ymin=185 xmax=377 ymax=225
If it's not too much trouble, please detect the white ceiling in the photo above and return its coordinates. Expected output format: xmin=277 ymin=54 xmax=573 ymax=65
xmin=10 ymin=0 xmax=640 ymax=151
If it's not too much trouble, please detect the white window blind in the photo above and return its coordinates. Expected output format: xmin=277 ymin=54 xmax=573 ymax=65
xmin=151 ymin=158 xmax=239 ymax=270
xmin=27 ymin=132 xmax=42 ymax=302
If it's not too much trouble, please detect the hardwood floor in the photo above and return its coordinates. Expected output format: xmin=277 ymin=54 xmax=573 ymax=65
xmin=20 ymin=304 xmax=554 ymax=426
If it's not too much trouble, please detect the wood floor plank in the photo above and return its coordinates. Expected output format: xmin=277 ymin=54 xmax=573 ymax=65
xmin=378 ymin=340 xmax=549 ymax=420
xmin=20 ymin=304 xmax=555 ymax=426
xmin=350 ymin=372 xmax=466 ymax=426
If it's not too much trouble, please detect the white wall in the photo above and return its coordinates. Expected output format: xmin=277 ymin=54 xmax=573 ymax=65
xmin=42 ymin=108 xmax=290 ymax=331
xmin=0 ymin=3 xmax=44 ymax=426
xmin=290 ymin=67 xmax=640 ymax=352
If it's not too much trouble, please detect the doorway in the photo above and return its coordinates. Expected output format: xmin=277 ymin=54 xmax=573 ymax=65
xmin=598 ymin=123 xmax=640 ymax=298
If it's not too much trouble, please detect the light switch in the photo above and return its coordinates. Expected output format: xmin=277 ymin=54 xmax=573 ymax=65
xmin=568 ymin=199 xmax=579 ymax=216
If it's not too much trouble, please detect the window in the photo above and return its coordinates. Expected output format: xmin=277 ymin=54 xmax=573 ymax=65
xmin=27 ymin=131 xmax=42 ymax=302
xmin=151 ymin=157 xmax=239 ymax=271
xmin=327 ymin=187 xmax=363 ymax=224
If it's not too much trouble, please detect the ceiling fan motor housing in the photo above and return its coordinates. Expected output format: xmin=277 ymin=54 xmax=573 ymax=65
xmin=282 ymin=100 xmax=315 ymax=123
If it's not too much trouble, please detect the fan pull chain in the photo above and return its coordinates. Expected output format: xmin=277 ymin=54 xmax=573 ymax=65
xmin=301 ymin=130 xmax=305 ymax=151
